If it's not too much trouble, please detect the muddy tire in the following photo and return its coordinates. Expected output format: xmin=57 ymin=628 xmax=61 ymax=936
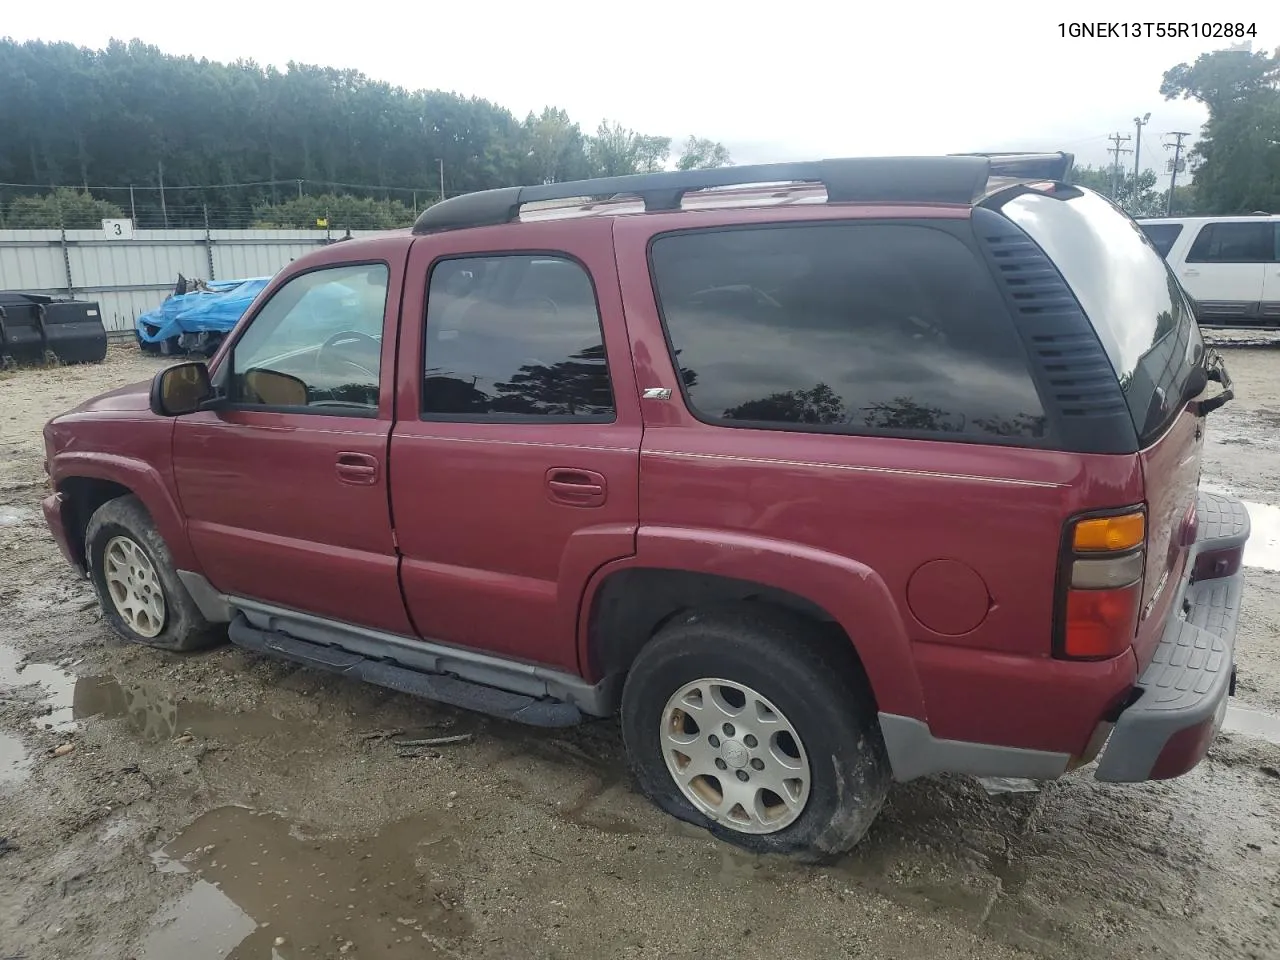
xmin=621 ymin=605 xmax=890 ymax=861
xmin=85 ymin=495 xmax=221 ymax=652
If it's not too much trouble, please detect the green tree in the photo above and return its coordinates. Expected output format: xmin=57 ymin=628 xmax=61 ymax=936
xmin=587 ymin=121 xmax=671 ymax=177
xmin=4 ymin=187 xmax=124 ymax=228
xmin=250 ymin=193 xmax=415 ymax=229
xmin=676 ymin=137 xmax=732 ymax=171
xmin=1160 ymin=48 xmax=1280 ymax=214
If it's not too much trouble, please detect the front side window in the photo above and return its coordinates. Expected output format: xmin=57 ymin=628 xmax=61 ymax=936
xmin=422 ymin=255 xmax=615 ymax=420
xmin=1186 ymin=222 xmax=1276 ymax=263
xmin=649 ymin=223 xmax=1047 ymax=442
xmin=230 ymin=263 xmax=388 ymax=414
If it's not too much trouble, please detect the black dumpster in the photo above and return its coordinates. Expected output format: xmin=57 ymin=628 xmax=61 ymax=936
xmin=0 ymin=292 xmax=108 ymax=366
xmin=0 ymin=293 xmax=47 ymax=365
xmin=42 ymin=299 xmax=108 ymax=364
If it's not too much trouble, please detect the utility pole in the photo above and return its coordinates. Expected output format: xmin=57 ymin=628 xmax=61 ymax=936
xmin=1107 ymin=132 xmax=1132 ymax=200
xmin=437 ymin=158 xmax=445 ymax=201
xmin=1164 ymin=131 xmax=1191 ymax=216
xmin=1133 ymin=113 xmax=1151 ymax=209
xmin=128 ymin=184 xmax=137 ymax=225
xmin=296 ymin=179 xmax=304 ymax=199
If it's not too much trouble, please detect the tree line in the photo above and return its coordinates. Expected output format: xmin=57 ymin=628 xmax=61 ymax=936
xmin=2 ymin=40 xmax=1276 ymax=230
xmin=0 ymin=38 xmax=732 ymax=229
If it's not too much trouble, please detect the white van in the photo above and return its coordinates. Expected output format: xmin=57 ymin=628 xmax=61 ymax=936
xmin=1137 ymin=214 xmax=1280 ymax=328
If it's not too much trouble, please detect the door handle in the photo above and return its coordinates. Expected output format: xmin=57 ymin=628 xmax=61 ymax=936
xmin=1183 ymin=268 xmax=1199 ymax=277
xmin=545 ymin=468 xmax=607 ymax=507
xmin=336 ymin=451 xmax=379 ymax=485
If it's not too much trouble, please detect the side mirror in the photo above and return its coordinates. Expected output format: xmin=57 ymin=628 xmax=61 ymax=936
xmin=243 ymin=368 xmax=308 ymax=407
xmin=150 ymin=362 xmax=213 ymax=417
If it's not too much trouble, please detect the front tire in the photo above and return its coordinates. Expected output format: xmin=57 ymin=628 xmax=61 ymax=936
xmin=85 ymin=495 xmax=221 ymax=652
xmin=621 ymin=605 xmax=890 ymax=860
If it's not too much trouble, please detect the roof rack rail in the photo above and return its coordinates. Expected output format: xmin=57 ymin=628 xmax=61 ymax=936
xmin=949 ymin=151 xmax=1075 ymax=182
xmin=411 ymin=152 xmax=1076 ymax=235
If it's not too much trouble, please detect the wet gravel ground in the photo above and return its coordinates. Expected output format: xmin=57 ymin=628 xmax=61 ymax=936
xmin=2 ymin=341 xmax=1279 ymax=960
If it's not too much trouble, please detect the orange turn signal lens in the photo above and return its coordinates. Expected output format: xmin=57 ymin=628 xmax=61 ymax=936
xmin=1073 ymin=511 xmax=1145 ymax=553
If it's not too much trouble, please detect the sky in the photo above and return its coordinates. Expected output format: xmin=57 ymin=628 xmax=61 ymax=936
xmin=6 ymin=1 xmax=1277 ymax=192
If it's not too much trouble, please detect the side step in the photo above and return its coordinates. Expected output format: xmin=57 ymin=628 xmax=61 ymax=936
xmin=228 ymin=613 xmax=584 ymax=727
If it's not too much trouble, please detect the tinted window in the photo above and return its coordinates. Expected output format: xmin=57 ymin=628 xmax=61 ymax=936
xmin=998 ymin=188 xmax=1203 ymax=446
xmin=231 ymin=263 xmax=388 ymax=413
xmin=1139 ymin=222 xmax=1183 ymax=258
xmin=650 ymin=224 xmax=1047 ymax=441
xmin=422 ymin=255 xmax=615 ymax=420
xmin=1186 ymin=222 xmax=1275 ymax=263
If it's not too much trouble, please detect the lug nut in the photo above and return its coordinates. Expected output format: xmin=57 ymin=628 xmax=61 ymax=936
xmin=736 ymin=770 xmax=749 ymax=782
xmin=723 ymin=723 xmax=735 ymax=737
xmin=715 ymin=758 xmax=728 ymax=770
xmin=743 ymin=734 xmax=757 ymax=748
xmin=751 ymin=758 xmax=765 ymax=771
xmin=708 ymin=734 xmax=721 ymax=748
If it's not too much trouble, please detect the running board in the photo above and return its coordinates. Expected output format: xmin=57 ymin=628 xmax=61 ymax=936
xmin=228 ymin=613 xmax=585 ymax=727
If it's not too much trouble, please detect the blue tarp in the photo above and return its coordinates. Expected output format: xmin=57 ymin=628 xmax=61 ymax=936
xmin=135 ymin=277 xmax=272 ymax=344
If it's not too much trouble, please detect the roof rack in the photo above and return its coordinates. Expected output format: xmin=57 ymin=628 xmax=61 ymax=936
xmin=948 ymin=151 xmax=1075 ymax=181
xmin=410 ymin=152 xmax=1076 ymax=235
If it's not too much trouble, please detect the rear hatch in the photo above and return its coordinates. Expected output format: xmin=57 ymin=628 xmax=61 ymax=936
xmin=998 ymin=187 xmax=1218 ymax=668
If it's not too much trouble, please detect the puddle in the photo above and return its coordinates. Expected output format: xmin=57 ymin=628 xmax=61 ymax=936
xmin=141 ymin=805 xmax=470 ymax=960
xmin=72 ymin=675 xmax=307 ymax=743
xmin=1 ymin=641 xmax=310 ymax=741
xmin=0 ymin=504 xmax=35 ymax=526
xmin=1224 ymin=703 xmax=1280 ymax=746
xmin=1240 ymin=500 xmax=1280 ymax=572
xmin=0 ymin=642 xmax=79 ymax=731
xmin=1194 ymin=485 xmax=1280 ymax=572
xmin=0 ymin=729 xmax=30 ymax=786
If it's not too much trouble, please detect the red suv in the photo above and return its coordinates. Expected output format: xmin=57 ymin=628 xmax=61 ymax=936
xmin=40 ymin=154 xmax=1247 ymax=859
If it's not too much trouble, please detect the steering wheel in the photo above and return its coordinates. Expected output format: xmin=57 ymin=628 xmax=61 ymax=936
xmin=316 ymin=330 xmax=380 ymax=381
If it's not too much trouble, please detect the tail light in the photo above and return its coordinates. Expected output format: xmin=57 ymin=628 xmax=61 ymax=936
xmin=1056 ymin=508 xmax=1146 ymax=660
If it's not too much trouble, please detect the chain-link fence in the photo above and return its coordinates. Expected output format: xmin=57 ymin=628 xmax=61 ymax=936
xmin=0 ymin=179 xmax=443 ymax=231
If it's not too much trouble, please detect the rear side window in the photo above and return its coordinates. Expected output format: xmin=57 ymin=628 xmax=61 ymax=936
xmin=997 ymin=188 xmax=1203 ymax=447
xmin=1186 ymin=222 xmax=1276 ymax=263
xmin=1140 ymin=222 xmax=1183 ymax=258
xmin=649 ymin=223 xmax=1048 ymax=441
xmin=422 ymin=254 xmax=615 ymax=420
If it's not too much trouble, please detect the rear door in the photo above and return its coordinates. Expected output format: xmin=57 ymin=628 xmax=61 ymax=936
xmin=173 ymin=243 xmax=412 ymax=636
xmin=1178 ymin=221 xmax=1268 ymax=322
xmin=390 ymin=219 xmax=641 ymax=673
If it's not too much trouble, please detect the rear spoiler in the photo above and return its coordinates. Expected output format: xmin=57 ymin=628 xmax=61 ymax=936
xmin=949 ymin=151 xmax=1075 ymax=182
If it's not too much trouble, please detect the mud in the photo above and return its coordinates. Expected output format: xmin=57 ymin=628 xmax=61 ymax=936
xmin=2 ymin=344 xmax=1280 ymax=960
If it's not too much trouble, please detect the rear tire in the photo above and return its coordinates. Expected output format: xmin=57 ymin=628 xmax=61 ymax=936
xmin=85 ymin=495 xmax=222 ymax=652
xmin=620 ymin=605 xmax=890 ymax=860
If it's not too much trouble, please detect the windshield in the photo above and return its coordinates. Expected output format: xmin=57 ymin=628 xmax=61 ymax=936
xmin=994 ymin=187 xmax=1204 ymax=447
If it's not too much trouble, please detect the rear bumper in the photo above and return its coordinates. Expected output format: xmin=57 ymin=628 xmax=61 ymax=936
xmin=1094 ymin=491 xmax=1248 ymax=782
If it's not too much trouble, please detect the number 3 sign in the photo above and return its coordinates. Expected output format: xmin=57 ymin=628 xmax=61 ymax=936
xmin=101 ymin=218 xmax=135 ymax=240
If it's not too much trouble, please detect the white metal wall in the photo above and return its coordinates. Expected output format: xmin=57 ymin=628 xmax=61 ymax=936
xmin=0 ymin=228 xmax=380 ymax=332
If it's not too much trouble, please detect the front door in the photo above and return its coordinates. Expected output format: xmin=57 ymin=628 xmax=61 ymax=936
xmin=390 ymin=220 xmax=642 ymax=673
xmin=173 ymin=249 xmax=412 ymax=636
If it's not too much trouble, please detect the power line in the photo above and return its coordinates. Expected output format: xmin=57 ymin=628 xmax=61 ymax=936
xmin=0 ymin=177 xmax=431 ymax=194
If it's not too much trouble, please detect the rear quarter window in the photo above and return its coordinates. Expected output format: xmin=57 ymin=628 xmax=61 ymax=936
xmin=1139 ymin=222 xmax=1183 ymax=258
xmin=997 ymin=188 xmax=1203 ymax=447
xmin=649 ymin=222 xmax=1048 ymax=443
